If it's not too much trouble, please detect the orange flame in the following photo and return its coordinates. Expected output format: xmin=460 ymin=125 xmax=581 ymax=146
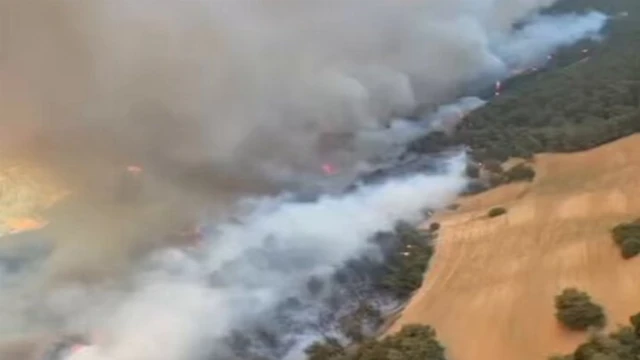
xmin=322 ymin=163 xmax=338 ymax=175
xmin=70 ymin=344 xmax=88 ymax=354
xmin=5 ymin=217 xmax=48 ymax=234
xmin=126 ymin=165 xmax=143 ymax=174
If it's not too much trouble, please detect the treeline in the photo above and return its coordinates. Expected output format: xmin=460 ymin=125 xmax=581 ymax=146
xmin=551 ymin=316 xmax=640 ymax=360
xmin=379 ymin=222 xmax=436 ymax=298
xmin=410 ymin=0 xmax=640 ymax=164
xmin=611 ymin=219 xmax=640 ymax=259
xmin=214 ymin=222 xmax=439 ymax=360
xmin=306 ymin=324 xmax=446 ymax=360
xmin=302 ymin=223 xmax=440 ymax=359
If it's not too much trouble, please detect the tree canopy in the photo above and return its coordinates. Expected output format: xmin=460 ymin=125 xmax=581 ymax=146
xmin=612 ymin=219 xmax=640 ymax=259
xmin=306 ymin=324 xmax=446 ymax=360
xmin=410 ymin=0 xmax=640 ymax=165
xmin=550 ymin=311 xmax=640 ymax=360
xmin=555 ymin=288 xmax=607 ymax=331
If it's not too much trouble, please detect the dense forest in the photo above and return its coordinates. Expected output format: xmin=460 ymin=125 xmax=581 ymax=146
xmin=410 ymin=0 xmax=640 ymax=163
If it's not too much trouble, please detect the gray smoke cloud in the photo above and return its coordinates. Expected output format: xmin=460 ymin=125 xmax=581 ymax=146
xmin=0 ymin=0 xmax=609 ymax=282
xmin=0 ymin=0 xmax=611 ymax=359
xmin=0 ymin=0 xmax=608 ymax=189
xmin=65 ymin=156 xmax=467 ymax=360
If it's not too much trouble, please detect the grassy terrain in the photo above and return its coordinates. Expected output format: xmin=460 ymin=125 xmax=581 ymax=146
xmin=389 ymin=135 xmax=640 ymax=360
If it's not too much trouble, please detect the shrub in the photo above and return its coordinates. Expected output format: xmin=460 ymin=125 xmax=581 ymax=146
xmin=550 ymin=311 xmax=640 ymax=360
xmin=464 ymin=180 xmax=490 ymax=195
xmin=612 ymin=220 xmax=640 ymax=259
xmin=482 ymin=159 xmax=504 ymax=174
xmin=338 ymin=302 xmax=382 ymax=342
xmin=351 ymin=324 xmax=447 ymax=360
xmin=620 ymin=237 xmax=640 ymax=259
xmin=465 ymin=164 xmax=480 ymax=178
xmin=504 ymin=163 xmax=536 ymax=183
xmin=554 ymin=288 xmax=606 ymax=331
xmin=306 ymin=337 xmax=346 ymax=360
xmin=381 ymin=244 xmax=434 ymax=298
xmin=307 ymin=324 xmax=447 ymax=360
xmin=381 ymin=223 xmax=435 ymax=298
xmin=548 ymin=355 xmax=572 ymax=360
xmin=447 ymin=203 xmax=460 ymax=211
xmin=487 ymin=173 xmax=505 ymax=187
xmin=488 ymin=207 xmax=507 ymax=218
xmin=611 ymin=220 xmax=640 ymax=245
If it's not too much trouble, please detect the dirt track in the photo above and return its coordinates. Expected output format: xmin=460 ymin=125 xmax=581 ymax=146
xmin=389 ymin=134 xmax=640 ymax=360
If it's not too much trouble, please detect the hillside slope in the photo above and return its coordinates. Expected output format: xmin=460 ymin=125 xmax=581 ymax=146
xmin=389 ymin=134 xmax=640 ymax=360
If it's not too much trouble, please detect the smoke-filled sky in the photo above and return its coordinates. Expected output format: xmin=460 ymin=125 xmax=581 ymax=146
xmin=0 ymin=0 xmax=609 ymax=359
xmin=0 ymin=0 xmax=607 ymax=189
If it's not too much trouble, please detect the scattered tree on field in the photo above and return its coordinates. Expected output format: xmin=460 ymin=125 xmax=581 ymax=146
xmin=554 ymin=288 xmax=606 ymax=331
xmin=504 ymin=163 xmax=536 ymax=183
xmin=612 ymin=220 xmax=640 ymax=259
xmin=488 ymin=207 xmax=507 ymax=218
xmin=549 ymin=311 xmax=640 ymax=360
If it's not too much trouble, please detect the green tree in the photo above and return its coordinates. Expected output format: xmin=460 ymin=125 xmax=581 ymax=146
xmin=555 ymin=288 xmax=606 ymax=331
xmin=504 ymin=163 xmax=536 ymax=183
xmin=612 ymin=220 xmax=640 ymax=259
xmin=306 ymin=338 xmax=346 ymax=360
xmin=381 ymin=222 xmax=435 ymax=298
xmin=620 ymin=238 xmax=640 ymax=259
xmin=488 ymin=207 xmax=507 ymax=218
xmin=550 ymin=311 xmax=640 ymax=360
xmin=352 ymin=325 xmax=446 ymax=360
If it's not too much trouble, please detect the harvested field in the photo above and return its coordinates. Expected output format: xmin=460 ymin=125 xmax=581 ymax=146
xmin=388 ymin=134 xmax=640 ymax=360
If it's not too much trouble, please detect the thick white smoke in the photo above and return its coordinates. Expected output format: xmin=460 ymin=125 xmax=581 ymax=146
xmin=65 ymin=156 xmax=466 ymax=360
xmin=493 ymin=11 xmax=609 ymax=69
xmin=351 ymin=96 xmax=485 ymax=167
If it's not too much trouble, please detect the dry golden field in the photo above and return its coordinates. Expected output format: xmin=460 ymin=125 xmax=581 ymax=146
xmin=389 ymin=134 xmax=640 ymax=360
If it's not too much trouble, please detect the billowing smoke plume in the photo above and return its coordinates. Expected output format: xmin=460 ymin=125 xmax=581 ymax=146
xmin=0 ymin=0 xmax=608 ymax=191
xmin=0 ymin=0 xmax=611 ymax=359
xmin=493 ymin=11 xmax=609 ymax=69
xmin=59 ymin=156 xmax=466 ymax=360
xmin=351 ymin=96 xmax=485 ymax=167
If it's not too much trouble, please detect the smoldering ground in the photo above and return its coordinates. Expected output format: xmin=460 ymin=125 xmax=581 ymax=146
xmin=0 ymin=0 xmax=609 ymax=359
